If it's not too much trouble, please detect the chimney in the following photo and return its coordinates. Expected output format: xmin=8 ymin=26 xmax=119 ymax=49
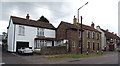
xmin=73 ymin=15 xmax=78 ymax=25
xmin=96 ymin=25 xmax=100 ymax=29
xmin=106 ymin=29 xmax=109 ymax=32
xmin=26 ymin=14 xmax=30 ymax=20
xmin=112 ymin=32 xmax=114 ymax=34
xmin=91 ymin=22 xmax=94 ymax=28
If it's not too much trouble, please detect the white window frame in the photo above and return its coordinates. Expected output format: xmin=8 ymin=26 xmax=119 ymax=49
xmin=72 ymin=41 xmax=75 ymax=47
xmin=18 ymin=25 xmax=25 ymax=36
xmin=37 ymin=28 xmax=44 ymax=36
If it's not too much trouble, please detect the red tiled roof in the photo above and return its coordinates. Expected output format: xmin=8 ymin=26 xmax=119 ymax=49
xmin=61 ymin=21 xmax=100 ymax=33
xmin=10 ymin=16 xmax=56 ymax=30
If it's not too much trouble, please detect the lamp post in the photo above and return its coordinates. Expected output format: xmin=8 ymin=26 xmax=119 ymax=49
xmin=78 ymin=2 xmax=88 ymax=54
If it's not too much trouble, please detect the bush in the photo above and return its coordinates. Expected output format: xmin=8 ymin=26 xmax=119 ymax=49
xmin=57 ymin=43 xmax=66 ymax=46
xmin=34 ymin=49 xmax=41 ymax=54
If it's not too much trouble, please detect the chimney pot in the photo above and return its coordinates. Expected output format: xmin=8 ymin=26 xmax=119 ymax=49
xmin=91 ymin=22 xmax=95 ymax=28
xmin=26 ymin=14 xmax=30 ymax=20
xmin=73 ymin=15 xmax=78 ymax=25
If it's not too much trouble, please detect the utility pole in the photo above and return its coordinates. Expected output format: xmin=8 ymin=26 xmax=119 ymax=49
xmin=77 ymin=2 xmax=88 ymax=54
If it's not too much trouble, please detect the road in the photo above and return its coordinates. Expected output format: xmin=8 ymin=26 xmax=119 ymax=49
xmin=1 ymin=46 xmax=119 ymax=66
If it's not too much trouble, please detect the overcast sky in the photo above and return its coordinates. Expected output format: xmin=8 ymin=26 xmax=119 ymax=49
xmin=0 ymin=0 xmax=119 ymax=36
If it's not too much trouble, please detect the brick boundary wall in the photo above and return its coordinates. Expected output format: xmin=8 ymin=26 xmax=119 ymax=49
xmin=40 ymin=46 xmax=67 ymax=55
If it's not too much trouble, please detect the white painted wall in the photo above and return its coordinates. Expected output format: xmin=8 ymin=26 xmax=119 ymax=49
xmin=44 ymin=29 xmax=55 ymax=38
xmin=96 ymin=26 xmax=106 ymax=50
xmin=14 ymin=25 xmax=37 ymax=52
xmin=7 ymin=19 xmax=14 ymax=52
xmin=8 ymin=20 xmax=56 ymax=52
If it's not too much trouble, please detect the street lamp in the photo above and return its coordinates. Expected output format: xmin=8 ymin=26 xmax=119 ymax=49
xmin=78 ymin=2 xmax=88 ymax=54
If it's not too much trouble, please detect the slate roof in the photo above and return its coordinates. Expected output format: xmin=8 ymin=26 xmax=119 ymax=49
xmin=9 ymin=16 xmax=56 ymax=30
xmin=101 ymin=29 xmax=120 ymax=39
xmin=60 ymin=21 xmax=100 ymax=33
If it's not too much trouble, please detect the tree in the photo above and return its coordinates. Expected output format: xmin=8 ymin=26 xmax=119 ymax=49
xmin=37 ymin=16 xmax=49 ymax=23
xmin=2 ymin=32 xmax=7 ymax=43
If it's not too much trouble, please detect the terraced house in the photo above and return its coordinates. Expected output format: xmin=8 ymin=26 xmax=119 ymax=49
xmin=56 ymin=16 xmax=101 ymax=54
xmin=96 ymin=26 xmax=120 ymax=51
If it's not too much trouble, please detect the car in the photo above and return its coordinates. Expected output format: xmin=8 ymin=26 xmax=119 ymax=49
xmin=18 ymin=47 xmax=33 ymax=54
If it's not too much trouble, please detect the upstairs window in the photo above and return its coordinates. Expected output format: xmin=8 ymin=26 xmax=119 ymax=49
xmin=18 ymin=25 xmax=25 ymax=36
xmin=92 ymin=32 xmax=95 ymax=39
xmin=37 ymin=28 xmax=44 ymax=37
xmin=97 ymin=33 xmax=100 ymax=40
xmin=79 ymin=31 xmax=81 ymax=38
xmin=87 ymin=31 xmax=90 ymax=39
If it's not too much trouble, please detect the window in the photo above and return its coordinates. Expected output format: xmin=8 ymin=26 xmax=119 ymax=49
xmin=92 ymin=42 xmax=95 ymax=50
xmin=18 ymin=25 xmax=25 ymax=36
xmin=92 ymin=32 xmax=95 ymax=39
xmin=87 ymin=42 xmax=90 ymax=50
xmin=37 ymin=28 xmax=44 ymax=37
xmin=97 ymin=43 xmax=100 ymax=50
xmin=35 ymin=40 xmax=46 ymax=49
xmin=79 ymin=31 xmax=81 ymax=38
xmin=97 ymin=34 xmax=100 ymax=40
xmin=72 ymin=41 xmax=75 ymax=47
xmin=87 ymin=31 xmax=90 ymax=39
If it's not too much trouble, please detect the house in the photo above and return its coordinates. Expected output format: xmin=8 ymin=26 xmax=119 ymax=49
xmin=96 ymin=26 xmax=120 ymax=51
xmin=56 ymin=16 xmax=101 ymax=54
xmin=7 ymin=14 xmax=56 ymax=52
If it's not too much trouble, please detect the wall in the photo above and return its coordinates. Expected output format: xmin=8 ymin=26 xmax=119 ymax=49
xmin=14 ymin=25 xmax=37 ymax=52
xmin=96 ymin=27 xmax=106 ymax=50
xmin=7 ymin=19 xmax=14 ymax=52
xmin=41 ymin=46 xmax=67 ymax=55
xmin=14 ymin=25 xmax=56 ymax=52
xmin=44 ymin=29 xmax=55 ymax=38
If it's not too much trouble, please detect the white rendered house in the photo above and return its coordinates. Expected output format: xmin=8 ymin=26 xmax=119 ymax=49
xmin=96 ymin=26 xmax=107 ymax=50
xmin=7 ymin=14 xmax=56 ymax=52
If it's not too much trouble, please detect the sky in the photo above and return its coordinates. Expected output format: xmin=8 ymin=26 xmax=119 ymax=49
xmin=0 ymin=0 xmax=120 ymax=36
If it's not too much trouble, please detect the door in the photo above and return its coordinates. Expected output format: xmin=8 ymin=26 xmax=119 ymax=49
xmin=16 ymin=42 xmax=29 ymax=52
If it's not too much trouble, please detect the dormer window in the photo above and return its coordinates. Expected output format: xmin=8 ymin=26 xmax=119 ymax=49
xmin=37 ymin=28 xmax=44 ymax=37
xmin=18 ymin=25 xmax=25 ymax=36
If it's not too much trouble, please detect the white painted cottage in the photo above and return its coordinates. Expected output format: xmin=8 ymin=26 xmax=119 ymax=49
xmin=7 ymin=14 xmax=56 ymax=52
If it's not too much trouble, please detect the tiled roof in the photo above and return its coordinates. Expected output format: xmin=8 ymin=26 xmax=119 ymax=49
xmin=61 ymin=21 xmax=100 ymax=33
xmin=10 ymin=16 xmax=56 ymax=30
xmin=101 ymin=29 xmax=120 ymax=39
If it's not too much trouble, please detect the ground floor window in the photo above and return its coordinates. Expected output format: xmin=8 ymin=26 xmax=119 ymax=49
xmin=92 ymin=42 xmax=95 ymax=50
xmin=97 ymin=43 xmax=100 ymax=50
xmin=35 ymin=40 xmax=47 ymax=49
xmin=72 ymin=41 xmax=76 ymax=47
xmin=87 ymin=42 xmax=90 ymax=51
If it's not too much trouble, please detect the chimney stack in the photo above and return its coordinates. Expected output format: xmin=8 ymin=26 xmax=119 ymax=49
xmin=73 ymin=15 xmax=78 ymax=25
xmin=106 ymin=29 xmax=109 ymax=32
xmin=26 ymin=14 xmax=30 ymax=20
xmin=91 ymin=22 xmax=94 ymax=28
xmin=112 ymin=32 xmax=114 ymax=34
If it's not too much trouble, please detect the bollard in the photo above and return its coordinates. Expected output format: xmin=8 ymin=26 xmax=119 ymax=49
xmin=86 ymin=51 xmax=89 ymax=55
xmin=97 ymin=50 xmax=99 ymax=54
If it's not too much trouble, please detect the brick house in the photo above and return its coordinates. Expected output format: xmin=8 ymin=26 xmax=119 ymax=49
xmin=56 ymin=16 xmax=101 ymax=54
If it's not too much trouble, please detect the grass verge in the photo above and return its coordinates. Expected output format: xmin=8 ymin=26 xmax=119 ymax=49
xmin=47 ymin=52 xmax=106 ymax=58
